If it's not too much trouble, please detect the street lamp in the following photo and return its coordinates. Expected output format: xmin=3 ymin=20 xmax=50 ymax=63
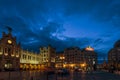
xmin=81 ymin=63 xmax=86 ymax=71
xmin=81 ymin=63 xmax=86 ymax=67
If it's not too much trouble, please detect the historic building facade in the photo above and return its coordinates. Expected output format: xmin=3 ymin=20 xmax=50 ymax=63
xmin=40 ymin=45 xmax=56 ymax=67
xmin=64 ymin=47 xmax=82 ymax=69
xmin=55 ymin=52 xmax=65 ymax=68
xmin=0 ymin=28 xmax=98 ymax=71
xmin=63 ymin=46 xmax=97 ymax=71
xmin=0 ymin=29 xmax=56 ymax=71
xmin=82 ymin=46 xmax=97 ymax=71
xmin=108 ymin=40 xmax=120 ymax=70
xmin=0 ymin=30 xmax=21 ymax=71
xmin=20 ymin=50 xmax=42 ymax=70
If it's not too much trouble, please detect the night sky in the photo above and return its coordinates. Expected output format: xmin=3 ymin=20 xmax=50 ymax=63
xmin=0 ymin=0 xmax=120 ymax=60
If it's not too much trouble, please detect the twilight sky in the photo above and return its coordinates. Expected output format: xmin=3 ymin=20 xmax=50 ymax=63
xmin=0 ymin=0 xmax=120 ymax=60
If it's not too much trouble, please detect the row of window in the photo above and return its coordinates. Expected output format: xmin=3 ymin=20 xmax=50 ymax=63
xmin=42 ymin=58 xmax=48 ymax=62
xmin=41 ymin=54 xmax=49 ymax=57
xmin=22 ymin=54 xmax=40 ymax=61
xmin=0 ymin=47 xmax=19 ymax=53
xmin=41 ymin=51 xmax=48 ymax=53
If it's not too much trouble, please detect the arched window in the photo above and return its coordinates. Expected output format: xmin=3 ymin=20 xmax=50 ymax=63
xmin=16 ymin=50 xmax=19 ymax=58
xmin=4 ymin=48 xmax=8 ymax=56
xmin=0 ymin=47 xmax=3 ymax=55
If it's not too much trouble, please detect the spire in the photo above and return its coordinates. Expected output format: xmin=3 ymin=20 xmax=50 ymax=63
xmin=6 ymin=26 xmax=12 ymax=34
xmin=2 ymin=32 xmax=6 ymax=37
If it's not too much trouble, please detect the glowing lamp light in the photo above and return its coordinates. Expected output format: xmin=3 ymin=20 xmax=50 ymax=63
xmin=16 ymin=55 xmax=19 ymax=58
xmin=63 ymin=64 xmax=66 ymax=68
xmin=0 ymin=52 xmax=3 ymax=55
xmin=70 ymin=64 xmax=74 ymax=67
xmin=60 ymin=56 xmax=65 ymax=60
xmin=85 ymin=46 xmax=94 ymax=51
xmin=4 ymin=53 xmax=8 ymax=56
xmin=11 ymin=54 xmax=15 ymax=57
xmin=81 ymin=63 xmax=86 ymax=67
xmin=20 ymin=64 xmax=23 ymax=68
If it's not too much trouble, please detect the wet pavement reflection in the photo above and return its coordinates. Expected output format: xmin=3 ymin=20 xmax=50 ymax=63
xmin=0 ymin=70 xmax=120 ymax=80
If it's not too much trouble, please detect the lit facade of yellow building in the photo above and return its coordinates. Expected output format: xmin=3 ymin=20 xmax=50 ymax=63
xmin=0 ymin=28 xmax=43 ymax=71
xmin=20 ymin=50 xmax=42 ymax=70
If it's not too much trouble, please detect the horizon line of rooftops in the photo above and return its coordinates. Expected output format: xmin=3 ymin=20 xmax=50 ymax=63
xmin=20 ymin=45 xmax=95 ymax=54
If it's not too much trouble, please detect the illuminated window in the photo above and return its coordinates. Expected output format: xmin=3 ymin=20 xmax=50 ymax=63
xmin=0 ymin=47 xmax=3 ymax=55
xmin=5 ymin=64 xmax=8 ymax=68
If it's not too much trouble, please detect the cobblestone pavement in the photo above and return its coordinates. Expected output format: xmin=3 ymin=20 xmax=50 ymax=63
xmin=0 ymin=71 xmax=120 ymax=80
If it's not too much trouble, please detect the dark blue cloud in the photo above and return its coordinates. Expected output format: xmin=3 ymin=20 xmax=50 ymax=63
xmin=0 ymin=0 xmax=120 ymax=60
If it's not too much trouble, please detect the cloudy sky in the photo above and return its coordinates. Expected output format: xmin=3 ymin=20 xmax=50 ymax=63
xmin=0 ymin=0 xmax=120 ymax=60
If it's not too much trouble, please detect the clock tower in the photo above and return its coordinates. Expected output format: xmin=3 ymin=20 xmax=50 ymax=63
xmin=0 ymin=27 xmax=21 ymax=71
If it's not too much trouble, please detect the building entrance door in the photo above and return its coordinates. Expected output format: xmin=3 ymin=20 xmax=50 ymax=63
xmin=4 ymin=61 xmax=12 ymax=71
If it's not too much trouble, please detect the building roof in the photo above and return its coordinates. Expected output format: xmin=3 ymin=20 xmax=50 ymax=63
xmin=85 ymin=46 xmax=94 ymax=51
xmin=65 ymin=47 xmax=80 ymax=50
